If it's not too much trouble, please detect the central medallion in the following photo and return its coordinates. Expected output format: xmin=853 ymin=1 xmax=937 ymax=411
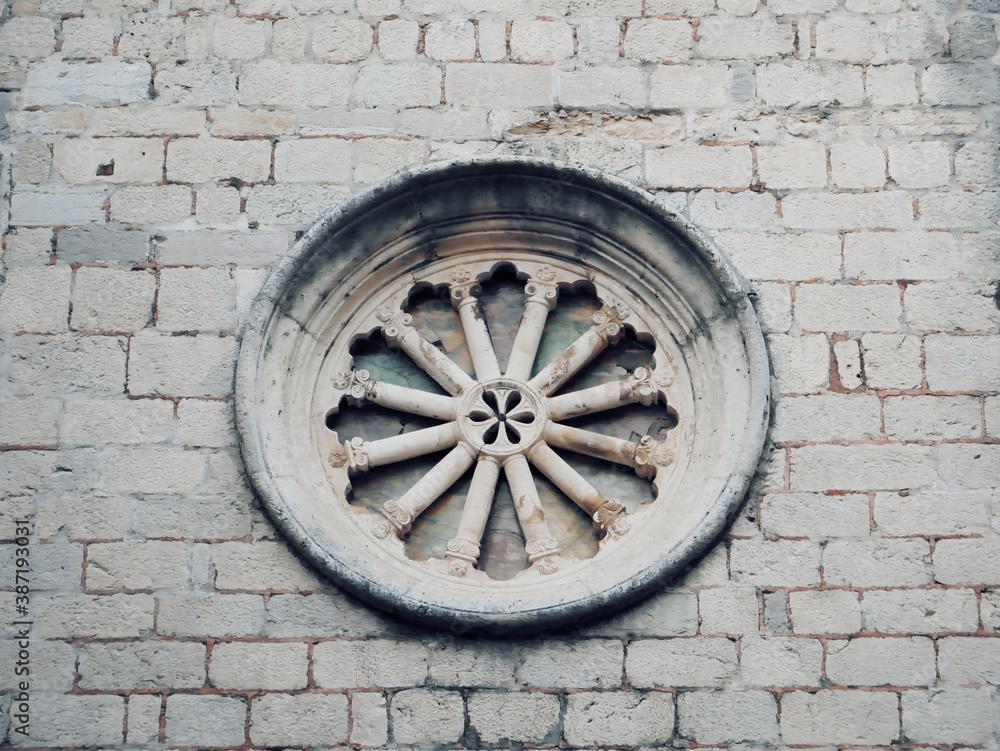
xmin=459 ymin=378 xmax=546 ymax=457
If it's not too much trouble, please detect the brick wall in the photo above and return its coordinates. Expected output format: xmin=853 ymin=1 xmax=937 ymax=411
xmin=1 ymin=0 xmax=999 ymax=746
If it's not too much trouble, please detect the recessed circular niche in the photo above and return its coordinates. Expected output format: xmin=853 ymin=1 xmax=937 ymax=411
xmin=236 ymin=158 xmax=770 ymax=634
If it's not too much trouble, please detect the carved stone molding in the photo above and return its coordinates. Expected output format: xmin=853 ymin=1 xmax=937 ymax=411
xmin=236 ymin=158 xmax=770 ymax=633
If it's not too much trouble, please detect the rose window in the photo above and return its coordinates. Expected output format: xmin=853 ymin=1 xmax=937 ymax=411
xmin=236 ymin=159 xmax=769 ymax=632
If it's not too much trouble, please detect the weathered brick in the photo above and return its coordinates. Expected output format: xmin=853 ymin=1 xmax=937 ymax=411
xmin=625 ymin=19 xmax=692 ymax=61
xmin=862 ymin=588 xmax=979 ymax=633
xmin=250 ymin=693 xmax=349 ymax=746
xmin=768 ymin=333 xmax=830 ymax=393
xmin=731 ymin=539 xmax=821 ymax=586
xmin=844 ymin=231 xmax=959 ymax=280
xmin=824 ymin=538 xmax=931 ymax=587
xmin=557 ymin=66 xmax=647 ymax=109
xmin=650 ymin=63 xmax=731 ymax=108
xmin=510 ymin=19 xmax=573 ymax=61
xmin=213 ymin=540 xmax=323 ymax=591
xmin=758 ymin=63 xmax=864 ymax=107
xmin=925 ymin=334 xmax=1000 ymax=391
xmin=110 ymin=185 xmax=192 ymax=224
xmin=861 ymin=333 xmax=922 ymax=390
xmin=467 ymin=691 xmax=560 ymax=744
xmin=923 ymin=63 xmax=1000 ymax=105
xmin=791 ymin=444 xmax=935 ymax=492
xmin=157 ymin=594 xmax=265 ymax=636
xmin=740 ymin=635 xmax=822 ymax=687
xmin=126 ymin=694 xmax=162 ymax=744
xmin=826 ymin=636 xmax=935 ymax=686
xmin=830 ymin=141 xmax=887 ymax=189
xmin=565 ymin=691 xmax=674 ymax=745
xmin=902 ymin=687 xmax=994 ymax=743
xmin=239 ymin=61 xmax=354 ymax=106
xmin=516 ymin=639 xmax=622 ymax=687
xmin=58 ymin=226 xmax=150 ymax=264
xmin=61 ymin=397 xmax=173 ymax=445
xmin=781 ymin=690 xmax=899 ymax=745
xmin=697 ymin=18 xmax=794 ymax=59
xmin=166 ymin=137 xmax=270 ymax=183
xmin=313 ymin=639 xmax=427 ymax=688
xmin=889 ymin=141 xmax=951 ymax=189
xmin=760 ymin=491 xmax=870 ymax=538
xmin=10 ymin=334 xmax=127 ymax=397
xmin=647 ymin=144 xmax=752 ymax=189
xmin=127 ymin=333 xmax=236 ymax=397
xmin=938 ymin=636 xmax=1000 ymax=684
xmin=698 ymin=587 xmax=759 ymax=634
xmin=34 ymin=593 xmax=154 ymax=638
xmin=15 ymin=694 xmax=125 ymax=746
xmin=773 ymin=395 xmax=881 ymax=443
xmin=677 ymin=689 xmax=779 ymax=743
xmin=87 ymin=541 xmax=189 ymax=590
xmin=211 ymin=641 xmax=308 ymax=689
xmin=446 ymin=63 xmax=553 ymax=107
xmin=390 ymin=689 xmax=465 ymax=745
xmin=782 ymin=192 xmax=912 ymax=231
xmin=351 ymin=691 xmax=388 ymax=746
xmin=875 ymin=491 xmax=990 ymax=536
xmin=10 ymin=186 xmax=108 ymax=226
xmin=80 ymin=640 xmax=205 ymax=689
xmin=165 ymin=694 xmax=247 ymax=747
xmin=627 ymin=638 xmax=737 ymax=688
xmin=790 ymin=590 xmax=862 ymax=634
xmin=815 ymin=17 xmax=884 ymax=61
xmin=23 ymin=61 xmax=150 ymax=106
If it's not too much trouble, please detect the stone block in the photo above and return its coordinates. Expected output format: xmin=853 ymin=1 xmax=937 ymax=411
xmin=165 ymin=694 xmax=247 ymax=747
xmin=627 ymin=638 xmax=737 ymax=688
xmin=250 ymin=693 xmax=348 ymax=746
xmin=211 ymin=641 xmax=308 ymax=689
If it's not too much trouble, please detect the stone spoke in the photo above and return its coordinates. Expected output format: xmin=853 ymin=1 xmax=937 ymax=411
xmin=542 ymin=423 xmax=669 ymax=479
xmin=445 ymin=456 xmax=502 ymax=574
xmin=372 ymin=443 xmax=477 ymax=538
xmin=545 ymin=366 xmax=658 ymax=421
xmin=380 ymin=310 xmax=476 ymax=396
xmin=344 ymin=422 xmax=461 ymax=474
xmin=505 ymin=275 xmax=559 ymax=381
xmin=450 ymin=273 xmax=501 ymax=382
xmin=346 ymin=369 xmax=458 ymax=421
xmin=528 ymin=304 xmax=630 ymax=396
xmin=503 ymin=454 xmax=561 ymax=572
xmin=526 ymin=442 xmax=627 ymax=538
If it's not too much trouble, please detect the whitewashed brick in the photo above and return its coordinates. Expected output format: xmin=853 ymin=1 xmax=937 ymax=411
xmin=128 ymin=333 xmax=235 ymax=397
xmin=167 ymin=137 xmax=270 ymax=184
xmin=351 ymin=691 xmax=388 ymax=746
xmin=628 ymin=638 xmax=736 ymax=687
xmin=816 ymin=17 xmax=884 ymax=61
xmin=557 ymin=66 xmax=646 ymax=109
xmin=758 ymin=63 xmax=864 ymax=107
xmin=211 ymin=641 xmax=308 ymax=689
xmin=826 ymin=538 xmax=931 ymax=588
xmin=275 ymin=138 xmax=352 ymax=183
xmin=213 ymin=17 xmax=267 ymax=59
xmin=863 ymin=588 xmax=979 ymax=633
xmin=80 ymin=641 xmax=205 ymax=689
xmin=250 ymin=693 xmax=349 ymax=746
xmin=52 ymin=138 xmax=162 ymax=184
xmin=651 ymin=63 xmax=731 ymax=108
xmin=577 ymin=18 xmax=620 ymax=63
xmin=761 ymin=492 xmax=870 ymax=539
xmin=510 ymin=20 xmax=574 ymax=61
xmin=10 ymin=334 xmax=127 ymax=397
xmin=313 ymin=19 xmax=373 ymax=60
xmin=691 ymin=189 xmax=778 ymax=228
xmin=889 ymin=141 xmax=951 ymax=189
xmin=71 ymin=268 xmax=155 ymax=333
xmin=61 ymin=397 xmax=172 ymax=446
xmin=165 ymin=695 xmax=247 ymax=747
xmin=875 ymin=491 xmax=990 ymax=536
xmin=246 ymin=184 xmax=350 ymax=225
xmin=195 ymin=185 xmax=242 ymax=224
xmin=62 ymin=16 xmax=115 ymax=57
xmin=935 ymin=536 xmax=1000 ymax=585
xmin=740 ymin=636 xmax=822 ymax=687
xmin=15 ymin=694 xmax=125 ymax=747
xmin=378 ymin=19 xmax=419 ymax=60
xmin=157 ymin=594 xmax=264 ymax=636
xmin=938 ymin=636 xmax=1000 ymax=685
xmin=790 ymin=590 xmax=862 ymax=634
xmin=885 ymin=16 xmax=945 ymax=60
xmin=88 ymin=106 xmax=206 ymax=137
xmin=861 ymin=333 xmax=922 ymax=390
xmin=565 ymin=691 xmax=674 ymax=746
xmin=830 ymin=141 xmax=886 ymax=189
xmin=468 ymin=691 xmax=560 ymax=744
xmin=902 ymin=687 xmax=994 ymax=743
xmin=429 ymin=641 xmax=521 ymax=687
xmin=126 ymin=694 xmax=161 ymax=744
xmin=757 ymin=143 xmax=826 ymax=189
xmin=213 ymin=541 xmax=323 ymax=591
xmin=955 ymin=141 xmax=999 ymax=188
xmin=792 ymin=444 xmax=935 ymax=491
xmin=111 ymin=185 xmax=192 ymax=224
xmin=987 ymin=396 xmax=1000 ymax=437
xmin=731 ymin=539 xmax=821 ymax=586
xmin=885 ymin=395 xmax=981 ymax=440
xmin=698 ymin=587 xmax=759 ymax=634
xmin=355 ymin=138 xmax=426 ymax=183
xmin=118 ymin=17 xmax=183 ymax=61
xmin=923 ymin=63 xmax=999 ymax=106
xmin=781 ymin=690 xmax=899 ymax=745
xmin=34 ymin=593 xmax=153 ymax=638
xmin=272 ymin=18 xmax=306 ymax=57
xmin=516 ymin=639 xmax=622 ymax=687
xmin=448 ymin=65 xmax=551 ymax=109
xmin=313 ymin=639 xmax=427 ymax=687
xmin=36 ymin=495 xmax=131 ymax=540
xmin=157 ymin=268 xmax=237 ymax=333
xmin=782 ymin=192 xmax=912 ymax=230
xmin=647 ymin=144 xmax=752 ymax=189
xmin=209 ymin=107 xmax=295 ymax=137
xmin=867 ymin=63 xmax=919 ymax=105
xmin=677 ymin=690 xmax=778 ymax=743
xmin=424 ymin=19 xmax=475 ymax=60
xmin=834 ymin=338 xmax=862 ymax=389
xmin=11 ymin=186 xmax=108 ymax=226
xmin=920 ymin=191 xmax=1000 ymax=230
xmin=768 ymin=333 xmax=830 ymax=393
xmin=0 ymin=16 xmax=55 ymax=58
xmin=390 ymin=689 xmax=465 ymax=745
xmin=751 ymin=282 xmax=792 ymax=333
xmin=24 ymin=61 xmax=150 ymax=106
xmin=795 ymin=283 xmax=901 ymax=332
xmin=844 ymin=231 xmax=959 ymax=280
xmin=907 ymin=282 xmax=1000 ymax=332
xmin=697 ymin=18 xmax=794 ymax=59
xmin=355 ymin=63 xmax=441 ymax=108
xmin=87 ymin=540 xmax=188 ymax=590
xmin=239 ymin=61 xmax=354 ymax=106
xmin=0 ymin=266 xmax=70 ymax=333
xmin=925 ymin=334 xmax=1000 ymax=391
xmin=773 ymin=395 xmax=881 ymax=443
xmin=156 ymin=229 xmax=289 ymax=265
xmin=0 ymin=399 xmax=60 ymax=446
xmin=625 ymin=19 xmax=692 ymax=61
xmin=3 ymin=227 xmax=52 ymax=266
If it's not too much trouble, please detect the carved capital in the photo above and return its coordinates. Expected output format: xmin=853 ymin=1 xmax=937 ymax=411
xmin=592 ymin=498 xmax=627 ymax=536
xmin=375 ymin=499 xmax=413 ymax=537
xmin=632 ymin=435 xmax=673 ymax=479
xmin=524 ymin=536 xmax=560 ymax=563
xmin=445 ymin=536 xmax=481 ymax=563
xmin=344 ymin=436 xmax=370 ymax=474
xmin=625 ymin=366 xmax=657 ymax=406
xmin=381 ymin=312 xmax=415 ymax=347
xmin=592 ymin=304 xmax=630 ymax=344
xmin=347 ymin=369 xmax=376 ymax=405
xmin=524 ymin=278 xmax=558 ymax=310
xmin=449 ymin=267 xmax=482 ymax=309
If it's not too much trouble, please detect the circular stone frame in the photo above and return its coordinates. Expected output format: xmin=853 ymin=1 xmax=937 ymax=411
xmin=236 ymin=158 xmax=770 ymax=634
